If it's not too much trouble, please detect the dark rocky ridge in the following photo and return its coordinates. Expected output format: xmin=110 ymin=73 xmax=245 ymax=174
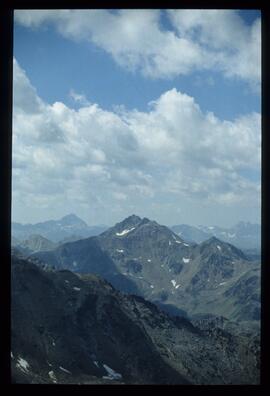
xmin=11 ymin=256 xmax=260 ymax=384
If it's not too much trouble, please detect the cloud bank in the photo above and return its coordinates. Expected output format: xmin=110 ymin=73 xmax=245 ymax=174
xmin=15 ymin=9 xmax=261 ymax=91
xmin=12 ymin=59 xmax=261 ymax=225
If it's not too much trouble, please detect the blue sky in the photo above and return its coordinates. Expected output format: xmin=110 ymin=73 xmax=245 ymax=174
xmin=12 ymin=9 xmax=261 ymax=227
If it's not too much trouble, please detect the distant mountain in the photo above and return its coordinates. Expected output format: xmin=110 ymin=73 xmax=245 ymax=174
xmin=19 ymin=234 xmax=57 ymax=253
xmin=30 ymin=215 xmax=260 ymax=323
xmin=12 ymin=214 xmax=108 ymax=242
xmin=11 ymin=256 xmax=259 ymax=384
xmin=171 ymin=222 xmax=261 ymax=250
xmin=170 ymin=224 xmax=211 ymax=244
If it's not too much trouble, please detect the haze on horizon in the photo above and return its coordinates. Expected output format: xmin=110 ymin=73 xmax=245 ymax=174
xmin=12 ymin=9 xmax=261 ymax=228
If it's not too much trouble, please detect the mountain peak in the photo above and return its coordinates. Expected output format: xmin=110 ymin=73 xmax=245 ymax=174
xmin=60 ymin=214 xmax=88 ymax=226
xmin=119 ymin=214 xmax=142 ymax=227
xmin=207 ymin=236 xmax=222 ymax=244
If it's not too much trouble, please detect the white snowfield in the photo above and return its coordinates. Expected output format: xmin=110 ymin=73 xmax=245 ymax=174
xmin=175 ymin=240 xmax=182 ymax=244
xmin=102 ymin=364 xmax=122 ymax=380
xmin=116 ymin=249 xmax=124 ymax=253
xmin=116 ymin=227 xmax=135 ymax=236
xmin=183 ymin=243 xmax=189 ymax=247
xmin=147 ymin=259 xmax=151 ymax=262
xmin=16 ymin=357 xmax=30 ymax=373
xmin=219 ymin=281 xmax=227 ymax=286
xmin=217 ymin=245 xmax=221 ymax=251
xmin=73 ymin=287 xmax=81 ymax=291
xmin=182 ymin=257 xmax=190 ymax=263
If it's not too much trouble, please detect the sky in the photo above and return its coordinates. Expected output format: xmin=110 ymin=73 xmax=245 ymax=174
xmin=12 ymin=9 xmax=261 ymax=227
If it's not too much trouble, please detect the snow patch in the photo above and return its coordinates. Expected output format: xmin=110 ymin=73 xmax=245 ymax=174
xmin=169 ymin=240 xmax=172 ymax=246
xmin=11 ymin=352 xmax=14 ymax=359
xmin=171 ymin=279 xmax=180 ymax=289
xmin=65 ymin=280 xmax=69 ymax=284
xmin=208 ymin=226 xmax=214 ymax=230
xmin=116 ymin=249 xmax=124 ymax=253
xmin=116 ymin=227 xmax=135 ymax=236
xmin=49 ymin=371 xmax=57 ymax=382
xmin=217 ymin=245 xmax=221 ymax=251
xmin=59 ymin=366 xmax=71 ymax=374
xmin=147 ymin=259 xmax=151 ymax=262
xmin=219 ymin=281 xmax=227 ymax=286
xmin=228 ymin=233 xmax=236 ymax=238
xmin=93 ymin=361 xmax=99 ymax=367
xmin=175 ymin=240 xmax=182 ymax=244
xmin=102 ymin=364 xmax=122 ymax=380
xmin=73 ymin=287 xmax=81 ymax=291
xmin=16 ymin=357 xmax=30 ymax=373
xmin=182 ymin=257 xmax=190 ymax=263
xmin=150 ymin=285 xmax=154 ymax=289
xmin=183 ymin=243 xmax=189 ymax=246
xmin=72 ymin=261 xmax=77 ymax=267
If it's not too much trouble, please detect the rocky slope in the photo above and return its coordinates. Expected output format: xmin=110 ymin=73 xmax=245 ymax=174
xmin=11 ymin=256 xmax=260 ymax=384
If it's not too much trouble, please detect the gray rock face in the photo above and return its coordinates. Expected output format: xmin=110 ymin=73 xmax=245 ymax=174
xmin=11 ymin=257 xmax=260 ymax=384
xmin=30 ymin=215 xmax=260 ymax=323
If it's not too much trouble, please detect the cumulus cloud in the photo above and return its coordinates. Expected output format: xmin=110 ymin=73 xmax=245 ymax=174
xmin=14 ymin=9 xmax=261 ymax=89
xmin=12 ymin=59 xmax=261 ymax=224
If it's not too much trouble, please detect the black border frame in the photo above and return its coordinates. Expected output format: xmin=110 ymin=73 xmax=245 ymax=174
xmin=1 ymin=0 xmax=269 ymax=391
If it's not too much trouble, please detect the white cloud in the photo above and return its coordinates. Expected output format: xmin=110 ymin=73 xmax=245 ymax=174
xmin=14 ymin=9 xmax=261 ymax=89
xmin=12 ymin=59 xmax=261 ymax=224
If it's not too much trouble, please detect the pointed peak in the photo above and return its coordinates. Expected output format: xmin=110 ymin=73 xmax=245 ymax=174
xmin=60 ymin=214 xmax=87 ymax=226
xmin=201 ymin=236 xmax=224 ymax=247
xmin=119 ymin=214 xmax=142 ymax=227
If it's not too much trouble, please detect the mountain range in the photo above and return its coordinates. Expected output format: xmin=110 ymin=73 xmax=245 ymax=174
xmin=28 ymin=215 xmax=260 ymax=324
xmin=11 ymin=256 xmax=260 ymax=384
xmin=12 ymin=214 xmax=107 ymax=243
xmin=12 ymin=214 xmax=260 ymax=254
xmin=171 ymin=222 xmax=261 ymax=251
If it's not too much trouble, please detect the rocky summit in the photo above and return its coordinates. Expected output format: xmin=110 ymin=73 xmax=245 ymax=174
xmin=11 ymin=256 xmax=260 ymax=384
